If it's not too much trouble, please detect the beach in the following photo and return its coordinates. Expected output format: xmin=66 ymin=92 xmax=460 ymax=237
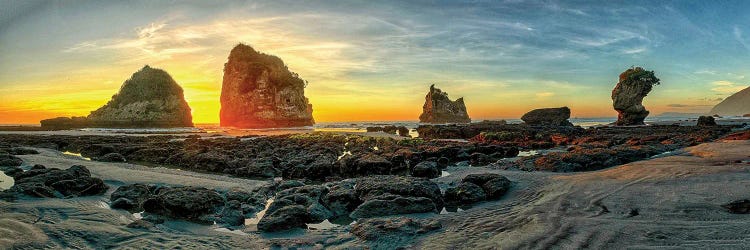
xmin=1 ymin=125 xmax=749 ymax=249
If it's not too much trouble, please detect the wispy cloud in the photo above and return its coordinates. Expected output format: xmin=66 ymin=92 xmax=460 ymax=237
xmin=711 ymin=80 xmax=747 ymax=94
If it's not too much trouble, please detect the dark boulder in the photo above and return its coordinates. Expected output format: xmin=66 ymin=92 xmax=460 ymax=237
xmin=462 ymin=173 xmax=511 ymax=200
xmin=258 ymin=185 xmax=332 ymax=232
xmin=723 ymin=199 xmax=750 ymax=214
xmin=350 ymin=193 xmax=437 ymax=219
xmin=143 ymin=186 xmax=224 ymax=222
xmin=0 ymin=154 xmax=23 ymax=167
xmin=444 ymin=182 xmax=486 ymax=205
xmin=9 ymin=165 xmax=107 ymax=198
xmin=521 ymin=107 xmax=574 ymax=126
xmin=354 ymin=175 xmax=443 ymax=208
xmin=321 ymin=180 xmax=360 ymax=217
xmin=110 ymin=184 xmax=152 ymax=211
xmin=411 ymin=161 xmax=440 ymax=179
xmin=97 ymin=153 xmax=127 ymax=162
xmin=697 ymin=116 xmax=717 ymax=126
xmin=257 ymin=205 xmax=310 ymax=232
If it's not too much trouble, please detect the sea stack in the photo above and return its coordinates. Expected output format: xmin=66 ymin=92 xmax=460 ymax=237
xmin=88 ymin=66 xmax=193 ymax=127
xmin=41 ymin=66 xmax=193 ymax=128
xmin=219 ymin=44 xmax=314 ymax=128
xmin=521 ymin=107 xmax=573 ymax=126
xmin=419 ymin=84 xmax=471 ymax=123
xmin=611 ymin=67 xmax=660 ymax=126
xmin=708 ymin=86 xmax=750 ymax=116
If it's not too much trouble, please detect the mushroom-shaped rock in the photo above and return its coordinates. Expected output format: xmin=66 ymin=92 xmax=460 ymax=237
xmin=612 ymin=67 xmax=660 ymax=126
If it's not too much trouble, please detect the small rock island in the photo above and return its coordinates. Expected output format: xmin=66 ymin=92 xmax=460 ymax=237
xmin=611 ymin=66 xmax=660 ymax=126
xmin=219 ymin=44 xmax=315 ymax=128
xmin=419 ymin=84 xmax=471 ymax=124
xmin=40 ymin=66 xmax=193 ymax=129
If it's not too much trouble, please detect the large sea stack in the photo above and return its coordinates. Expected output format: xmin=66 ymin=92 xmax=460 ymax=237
xmin=708 ymin=86 xmax=750 ymax=116
xmin=219 ymin=44 xmax=314 ymax=128
xmin=419 ymin=84 xmax=471 ymax=123
xmin=611 ymin=67 xmax=660 ymax=126
xmin=41 ymin=66 xmax=193 ymax=128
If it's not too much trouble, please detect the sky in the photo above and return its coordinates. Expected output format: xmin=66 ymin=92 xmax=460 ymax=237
xmin=1 ymin=0 xmax=749 ymax=124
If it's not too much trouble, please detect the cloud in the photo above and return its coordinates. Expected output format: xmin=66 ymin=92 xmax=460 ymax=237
xmin=711 ymin=80 xmax=747 ymax=94
xmin=536 ymin=92 xmax=554 ymax=98
xmin=694 ymin=70 xmax=717 ymax=75
xmin=735 ymin=26 xmax=750 ymax=51
xmin=667 ymin=104 xmax=712 ymax=108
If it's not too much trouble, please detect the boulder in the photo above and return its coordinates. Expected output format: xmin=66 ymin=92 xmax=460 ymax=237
xmin=419 ymin=84 xmax=471 ymax=123
xmin=411 ymin=161 xmax=440 ymax=179
xmin=0 ymin=154 xmax=23 ymax=167
xmin=612 ymin=67 xmax=660 ymax=126
xmin=97 ymin=153 xmax=126 ymax=162
xmin=337 ymin=153 xmax=395 ymax=177
xmin=444 ymin=182 xmax=486 ymax=205
xmin=143 ymin=187 xmax=224 ymax=222
xmin=320 ymin=180 xmax=360 ymax=217
xmin=521 ymin=107 xmax=574 ymax=126
xmin=354 ymin=175 xmax=443 ymax=211
xmin=350 ymin=193 xmax=437 ymax=218
xmin=463 ymin=173 xmax=511 ymax=199
xmin=9 ymin=165 xmax=107 ymax=198
xmin=219 ymin=44 xmax=314 ymax=128
xmin=723 ymin=199 xmax=750 ymax=214
xmin=697 ymin=116 xmax=717 ymax=126
xmin=217 ymin=200 xmax=245 ymax=226
xmin=258 ymin=185 xmax=332 ymax=232
xmin=110 ymin=184 xmax=152 ymax=211
xmin=257 ymin=205 xmax=310 ymax=232
xmin=397 ymin=126 xmax=410 ymax=137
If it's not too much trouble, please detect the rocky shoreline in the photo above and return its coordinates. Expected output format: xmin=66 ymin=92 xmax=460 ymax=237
xmin=1 ymin=124 xmax=750 ymax=248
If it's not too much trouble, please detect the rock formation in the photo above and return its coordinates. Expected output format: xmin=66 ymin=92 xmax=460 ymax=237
xmin=219 ymin=44 xmax=314 ymax=128
xmin=521 ymin=107 xmax=574 ymax=126
xmin=40 ymin=66 xmax=193 ymax=128
xmin=708 ymin=86 xmax=750 ymax=116
xmin=612 ymin=67 xmax=660 ymax=126
xmin=419 ymin=84 xmax=470 ymax=123
xmin=697 ymin=116 xmax=717 ymax=126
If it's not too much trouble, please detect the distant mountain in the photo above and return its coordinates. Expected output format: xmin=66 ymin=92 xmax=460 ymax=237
xmin=709 ymin=86 xmax=750 ymax=116
xmin=655 ymin=112 xmax=703 ymax=118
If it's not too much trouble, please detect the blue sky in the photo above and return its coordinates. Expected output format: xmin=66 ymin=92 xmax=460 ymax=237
xmin=1 ymin=0 xmax=749 ymax=123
